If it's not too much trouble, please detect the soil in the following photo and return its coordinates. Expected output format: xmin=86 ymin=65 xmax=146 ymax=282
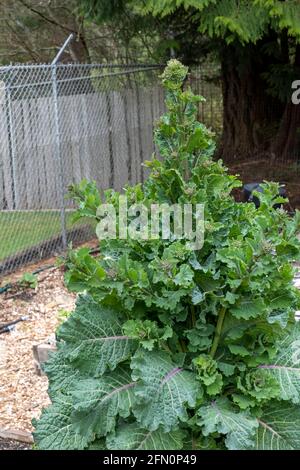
xmin=0 ymin=266 xmax=75 ymax=433
xmin=0 ymin=241 xmax=98 ymax=437
xmin=0 ymin=436 xmax=32 ymax=450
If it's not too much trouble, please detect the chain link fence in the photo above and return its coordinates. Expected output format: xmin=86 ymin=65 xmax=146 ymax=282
xmin=189 ymin=63 xmax=223 ymax=137
xmin=0 ymin=60 xmax=223 ymax=276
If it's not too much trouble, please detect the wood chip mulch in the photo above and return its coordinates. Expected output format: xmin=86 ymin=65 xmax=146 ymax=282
xmin=0 ymin=262 xmax=76 ymax=435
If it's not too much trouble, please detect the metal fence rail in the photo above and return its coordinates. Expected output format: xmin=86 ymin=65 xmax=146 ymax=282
xmin=0 ymin=56 xmax=222 ymax=275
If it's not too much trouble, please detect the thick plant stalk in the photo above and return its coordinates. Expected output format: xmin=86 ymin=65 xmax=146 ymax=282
xmin=210 ymin=307 xmax=226 ymax=358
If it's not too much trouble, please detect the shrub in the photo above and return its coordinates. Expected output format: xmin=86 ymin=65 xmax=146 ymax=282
xmin=34 ymin=60 xmax=300 ymax=450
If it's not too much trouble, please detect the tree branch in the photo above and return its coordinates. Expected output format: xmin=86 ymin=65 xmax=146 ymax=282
xmin=17 ymin=0 xmax=75 ymax=34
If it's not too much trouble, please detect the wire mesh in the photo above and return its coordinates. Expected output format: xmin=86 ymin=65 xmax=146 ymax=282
xmin=188 ymin=63 xmax=223 ymax=137
xmin=0 ymin=61 xmax=223 ymax=276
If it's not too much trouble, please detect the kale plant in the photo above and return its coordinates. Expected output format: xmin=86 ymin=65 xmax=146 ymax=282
xmin=34 ymin=60 xmax=300 ymax=450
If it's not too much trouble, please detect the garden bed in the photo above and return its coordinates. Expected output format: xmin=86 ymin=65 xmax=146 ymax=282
xmin=0 ymin=262 xmax=76 ymax=435
xmin=0 ymin=242 xmax=299 ymax=445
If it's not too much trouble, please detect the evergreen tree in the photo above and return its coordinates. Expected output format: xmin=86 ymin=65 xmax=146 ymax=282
xmin=78 ymin=0 xmax=300 ymax=162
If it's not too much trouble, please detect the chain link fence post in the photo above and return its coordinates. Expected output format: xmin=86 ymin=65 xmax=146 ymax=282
xmin=51 ymin=34 xmax=74 ymax=250
xmin=51 ymin=63 xmax=67 ymax=249
xmin=5 ymin=68 xmax=16 ymax=209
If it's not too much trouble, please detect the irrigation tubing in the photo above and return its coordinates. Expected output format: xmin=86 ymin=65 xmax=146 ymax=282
xmin=0 ymin=246 xmax=100 ymax=295
xmin=0 ymin=316 xmax=28 ymax=334
xmin=0 ymin=264 xmax=55 ymax=295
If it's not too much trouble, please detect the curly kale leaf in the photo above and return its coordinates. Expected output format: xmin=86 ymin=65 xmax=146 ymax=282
xmin=197 ymin=397 xmax=258 ymax=450
xmin=106 ymin=423 xmax=185 ymax=450
xmin=241 ymin=401 xmax=300 ymax=450
xmin=257 ymin=323 xmax=300 ymax=404
xmin=194 ymin=354 xmax=223 ymax=395
xmin=131 ymin=350 xmax=200 ymax=432
xmin=57 ymin=295 xmax=137 ymax=376
xmin=71 ymin=367 xmax=136 ymax=440
xmin=123 ymin=319 xmax=173 ymax=350
xmin=33 ymin=396 xmax=89 ymax=450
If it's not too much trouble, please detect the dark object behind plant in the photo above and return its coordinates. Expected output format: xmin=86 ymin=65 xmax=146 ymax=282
xmin=243 ymin=183 xmax=287 ymax=209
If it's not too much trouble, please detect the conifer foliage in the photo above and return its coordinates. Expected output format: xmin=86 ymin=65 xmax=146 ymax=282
xmin=79 ymin=0 xmax=300 ymax=161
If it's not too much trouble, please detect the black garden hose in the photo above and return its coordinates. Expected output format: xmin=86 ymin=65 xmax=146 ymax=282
xmin=0 ymin=245 xmax=100 ymax=296
xmin=0 ymin=264 xmax=55 ymax=295
xmin=0 ymin=316 xmax=28 ymax=334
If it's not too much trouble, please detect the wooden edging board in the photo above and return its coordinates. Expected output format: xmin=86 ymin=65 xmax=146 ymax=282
xmin=0 ymin=427 xmax=33 ymax=444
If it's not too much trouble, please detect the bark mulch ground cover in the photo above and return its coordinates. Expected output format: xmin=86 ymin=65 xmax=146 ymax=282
xmin=0 ymin=260 xmax=77 ymax=436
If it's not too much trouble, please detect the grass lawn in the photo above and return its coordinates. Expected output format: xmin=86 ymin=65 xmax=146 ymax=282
xmin=0 ymin=210 xmax=90 ymax=261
